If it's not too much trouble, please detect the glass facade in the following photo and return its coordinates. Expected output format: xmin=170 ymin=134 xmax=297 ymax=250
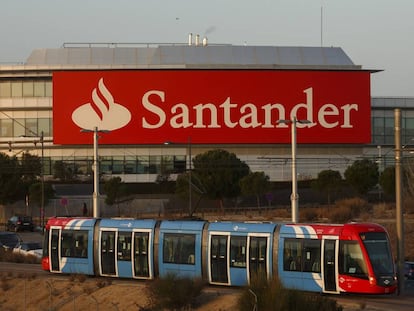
xmin=371 ymin=99 xmax=414 ymax=146
xmin=0 ymin=80 xmax=52 ymax=98
xmin=45 ymin=155 xmax=186 ymax=178
xmin=0 ymin=117 xmax=52 ymax=138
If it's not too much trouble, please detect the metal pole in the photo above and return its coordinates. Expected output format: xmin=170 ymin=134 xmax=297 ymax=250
xmin=188 ymin=136 xmax=192 ymax=216
xmin=291 ymin=117 xmax=299 ymax=223
xmin=40 ymin=131 xmax=45 ymax=230
xmin=377 ymin=145 xmax=382 ymax=201
xmin=394 ymin=108 xmax=404 ymax=294
xmin=93 ymin=127 xmax=99 ymax=218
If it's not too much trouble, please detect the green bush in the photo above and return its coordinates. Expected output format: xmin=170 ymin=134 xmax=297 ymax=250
xmin=238 ymin=274 xmax=342 ymax=311
xmin=146 ymin=273 xmax=205 ymax=310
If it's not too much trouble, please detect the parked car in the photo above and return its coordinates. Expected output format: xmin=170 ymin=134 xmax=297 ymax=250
xmin=6 ymin=215 xmax=34 ymax=232
xmin=0 ymin=232 xmax=21 ymax=249
xmin=405 ymin=261 xmax=414 ymax=280
xmin=12 ymin=242 xmax=42 ymax=259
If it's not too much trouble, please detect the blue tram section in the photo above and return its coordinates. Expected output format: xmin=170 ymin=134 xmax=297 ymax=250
xmin=158 ymin=220 xmax=206 ymax=279
xmin=51 ymin=218 xmax=97 ymax=275
xmin=278 ymin=224 xmax=324 ymax=292
xmin=207 ymin=221 xmax=278 ymax=286
xmin=97 ymin=218 xmax=158 ymax=279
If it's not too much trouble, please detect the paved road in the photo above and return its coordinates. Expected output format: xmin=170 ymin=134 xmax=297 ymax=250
xmin=15 ymin=230 xmax=45 ymax=244
xmin=336 ymin=285 xmax=414 ymax=311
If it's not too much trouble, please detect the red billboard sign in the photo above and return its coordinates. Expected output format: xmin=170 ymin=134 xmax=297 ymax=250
xmin=53 ymin=70 xmax=371 ymax=144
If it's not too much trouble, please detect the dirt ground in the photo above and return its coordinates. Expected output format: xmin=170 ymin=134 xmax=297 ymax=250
xmin=0 ymin=275 xmax=241 ymax=311
xmin=0 ymin=274 xmax=385 ymax=311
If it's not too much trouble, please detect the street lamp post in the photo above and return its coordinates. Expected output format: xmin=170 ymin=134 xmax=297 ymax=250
xmin=93 ymin=127 xmax=99 ymax=218
xmin=81 ymin=127 xmax=109 ymax=218
xmin=40 ymin=131 xmax=44 ymax=230
xmin=291 ymin=119 xmax=299 ymax=223
xmin=188 ymin=136 xmax=192 ymax=216
xmin=278 ymin=117 xmax=310 ymax=223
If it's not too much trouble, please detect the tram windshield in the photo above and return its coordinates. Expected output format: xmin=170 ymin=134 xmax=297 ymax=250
xmin=339 ymin=241 xmax=368 ymax=279
xmin=361 ymin=232 xmax=394 ymax=276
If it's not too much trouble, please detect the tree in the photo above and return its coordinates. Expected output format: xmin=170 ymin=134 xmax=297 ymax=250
xmin=28 ymin=182 xmax=55 ymax=208
xmin=104 ymin=177 xmax=128 ymax=216
xmin=240 ymin=171 xmax=270 ymax=210
xmin=379 ymin=166 xmax=395 ymax=198
xmin=20 ymin=152 xmax=41 ymax=183
xmin=344 ymin=159 xmax=379 ymax=196
xmin=312 ymin=169 xmax=342 ymax=205
xmin=175 ymin=171 xmax=207 ymax=216
xmin=192 ymin=149 xmax=250 ymax=211
xmin=0 ymin=152 xmax=24 ymax=204
xmin=53 ymin=160 xmax=74 ymax=181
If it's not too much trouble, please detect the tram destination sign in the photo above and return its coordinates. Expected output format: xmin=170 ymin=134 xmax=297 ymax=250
xmin=53 ymin=70 xmax=371 ymax=144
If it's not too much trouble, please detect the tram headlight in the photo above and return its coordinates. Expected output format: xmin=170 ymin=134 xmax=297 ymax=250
xmin=369 ymin=276 xmax=376 ymax=285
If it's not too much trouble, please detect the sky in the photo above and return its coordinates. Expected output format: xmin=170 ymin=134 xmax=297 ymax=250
xmin=1 ymin=0 xmax=413 ymax=97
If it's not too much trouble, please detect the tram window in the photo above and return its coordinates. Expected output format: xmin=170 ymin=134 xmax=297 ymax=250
xmin=283 ymin=239 xmax=302 ymax=271
xmin=302 ymin=239 xmax=321 ymax=273
xmin=61 ymin=230 xmax=88 ymax=258
xmin=118 ymin=232 xmax=132 ymax=261
xmin=339 ymin=241 xmax=368 ymax=279
xmin=230 ymin=236 xmax=246 ymax=268
xmin=361 ymin=232 xmax=394 ymax=275
xmin=163 ymin=233 xmax=195 ymax=265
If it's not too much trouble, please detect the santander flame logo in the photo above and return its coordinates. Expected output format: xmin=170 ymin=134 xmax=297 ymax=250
xmin=71 ymin=78 xmax=131 ymax=131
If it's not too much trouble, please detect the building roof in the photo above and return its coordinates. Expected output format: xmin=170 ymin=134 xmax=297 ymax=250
xmin=21 ymin=43 xmax=361 ymax=70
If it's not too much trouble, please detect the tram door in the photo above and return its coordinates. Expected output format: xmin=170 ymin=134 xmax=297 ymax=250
xmin=101 ymin=231 xmax=116 ymax=276
xmin=210 ymin=235 xmax=229 ymax=284
xmin=322 ymin=238 xmax=338 ymax=293
xmin=249 ymin=236 xmax=268 ymax=281
xmin=133 ymin=232 xmax=150 ymax=278
xmin=50 ymin=228 xmax=60 ymax=272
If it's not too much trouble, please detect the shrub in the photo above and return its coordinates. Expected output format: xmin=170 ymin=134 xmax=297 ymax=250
xmin=372 ymin=203 xmax=391 ymax=218
xmin=328 ymin=197 xmax=370 ymax=222
xmin=96 ymin=279 xmax=106 ymax=288
xmin=329 ymin=205 xmax=353 ymax=223
xmin=403 ymin=197 xmax=414 ymax=214
xmin=1 ymin=279 xmax=11 ymax=291
xmin=146 ymin=273 xmax=205 ymax=310
xmin=301 ymin=208 xmax=319 ymax=222
xmin=78 ymin=274 xmax=87 ymax=283
xmin=238 ymin=274 xmax=342 ymax=311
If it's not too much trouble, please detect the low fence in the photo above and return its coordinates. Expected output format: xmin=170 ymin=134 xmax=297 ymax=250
xmin=1 ymin=195 xmax=287 ymax=228
xmin=0 ymin=197 xmax=168 ymax=228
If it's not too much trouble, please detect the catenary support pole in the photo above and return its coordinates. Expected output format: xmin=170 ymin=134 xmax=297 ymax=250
xmin=291 ymin=117 xmax=299 ymax=223
xmin=394 ymin=108 xmax=405 ymax=295
xmin=93 ymin=127 xmax=100 ymax=218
